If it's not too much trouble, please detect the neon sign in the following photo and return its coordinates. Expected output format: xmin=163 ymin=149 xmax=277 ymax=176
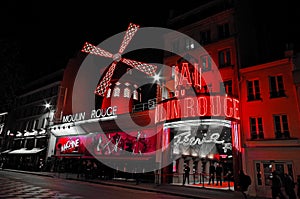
xmin=56 ymin=137 xmax=85 ymax=154
xmin=174 ymin=131 xmax=224 ymax=146
xmin=174 ymin=62 xmax=202 ymax=88
xmin=155 ymin=96 xmax=239 ymax=123
xmin=61 ymin=138 xmax=80 ymax=153
xmin=62 ymin=106 xmax=118 ymax=123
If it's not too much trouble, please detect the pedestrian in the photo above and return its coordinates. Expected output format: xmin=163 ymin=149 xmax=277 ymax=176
xmin=238 ymin=170 xmax=252 ymax=199
xmin=208 ymin=162 xmax=215 ymax=185
xmin=215 ymin=163 xmax=223 ymax=186
xmin=271 ymin=170 xmax=285 ymax=199
xmin=284 ymin=173 xmax=296 ymax=199
xmin=183 ymin=164 xmax=190 ymax=185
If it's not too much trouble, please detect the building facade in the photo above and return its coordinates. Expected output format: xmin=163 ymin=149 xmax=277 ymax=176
xmin=240 ymin=58 xmax=300 ymax=197
xmin=3 ymin=70 xmax=64 ymax=171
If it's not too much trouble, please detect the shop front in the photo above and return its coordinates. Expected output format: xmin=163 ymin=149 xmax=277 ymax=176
xmin=155 ymin=94 xmax=241 ymax=189
xmin=50 ymin=113 xmax=159 ymax=182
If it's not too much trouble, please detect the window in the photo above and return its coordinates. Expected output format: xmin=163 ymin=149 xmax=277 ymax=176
xmin=124 ymin=88 xmax=131 ymax=98
xmin=269 ymin=75 xmax=285 ymax=98
xmin=200 ymin=54 xmax=212 ymax=71
xmin=247 ymin=80 xmax=261 ymax=101
xmin=185 ymin=38 xmax=195 ymax=50
xmin=263 ymin=163 xmax=272 ymax=186
xmin=200 ymin=30 xmax=211 ymax=44
xmin=133 ymin=90 xmax=139 ymax=100
xmin=256 ymin=161 xmax=294 ymax=187
xmin=218 ymin=48 xmax=231 ymax=68
xmin=222 ymin=80 xmax=232 ymax=95
xmin=113 ymin=87 xmax=120 ymax=97
xmin=250 ymin=117 xmax=264 ymax=139
xmin=273 ymin=115 xmax=290 ymax=138
xmin=218 ymin=23 xmax=230 ymax=39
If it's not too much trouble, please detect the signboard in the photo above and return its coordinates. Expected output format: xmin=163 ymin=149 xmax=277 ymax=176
xmin=155 ymin=95 xmax=240 ymax=123
xmin=55 ymin=130 xmax=157 ymax=158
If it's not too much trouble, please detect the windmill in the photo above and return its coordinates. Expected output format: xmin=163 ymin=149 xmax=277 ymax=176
xmin=82 ymin=23 xmax=158 ymax=96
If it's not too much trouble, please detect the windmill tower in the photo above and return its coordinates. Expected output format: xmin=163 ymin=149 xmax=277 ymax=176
xmin=82 ymin=23 xmax=158 ymax=114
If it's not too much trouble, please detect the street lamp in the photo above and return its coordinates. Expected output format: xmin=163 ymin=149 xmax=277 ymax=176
xmin=45 ymin=103 xmax=51 ymax=110
xmin=43 ymin=102 xmax=53 ymax=171
xmin=44 ymin=102 xmax=52 ymax=126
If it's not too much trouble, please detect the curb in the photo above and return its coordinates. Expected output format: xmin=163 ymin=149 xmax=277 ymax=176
xmin=3 ymin=169 xmax=55 ymax=178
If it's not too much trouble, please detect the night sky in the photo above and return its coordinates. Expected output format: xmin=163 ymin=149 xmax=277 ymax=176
xmin=0 ymin=1 xmax=173 ymax=79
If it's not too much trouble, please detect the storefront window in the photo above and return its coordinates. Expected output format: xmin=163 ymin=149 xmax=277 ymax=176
xmin=263 ymin=163 xmax=272 ymax=186
xmin=256 ymin=163 xmax=262 ymax=185
xmin=257 ymin=161 xmax=294 ymax=187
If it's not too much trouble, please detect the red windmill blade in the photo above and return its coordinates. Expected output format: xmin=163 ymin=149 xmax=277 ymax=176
xmin=81 ymin=23 xmax=158 ymax=96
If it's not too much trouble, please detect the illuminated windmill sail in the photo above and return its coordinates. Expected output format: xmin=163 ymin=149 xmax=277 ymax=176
xmin=82 ymin=23 xmax=158 ymax=96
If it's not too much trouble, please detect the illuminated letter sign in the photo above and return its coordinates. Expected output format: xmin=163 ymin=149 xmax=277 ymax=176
xmin=179 ymin=63 xmax=192 ymax=86
xmin=155 ymin=96 xmax=239 ymax=123
xmin=61 ymin=138 xmax=80 ymax=153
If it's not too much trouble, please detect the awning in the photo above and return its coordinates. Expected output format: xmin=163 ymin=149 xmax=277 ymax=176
xmin=0 ymin=149 xmax=12 ymax=155
xmin=8 ymin=148 xmax=45 ymax=155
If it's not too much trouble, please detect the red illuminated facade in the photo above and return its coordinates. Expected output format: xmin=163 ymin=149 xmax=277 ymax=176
xmin=240 ymin=58 xmax=300 ymax=197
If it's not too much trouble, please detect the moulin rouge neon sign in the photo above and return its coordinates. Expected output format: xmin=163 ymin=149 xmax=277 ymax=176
xmin=155 ymin=61 xmax=239 ymax=122
xmin=155 ymin=95 xmax=239 ymax=123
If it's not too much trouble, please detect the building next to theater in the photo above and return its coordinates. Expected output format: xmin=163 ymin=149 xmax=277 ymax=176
xmin=1 ymin=70 xmax=65 ymax=171
xmin=239 ymin=57 xmax=300 ymax=197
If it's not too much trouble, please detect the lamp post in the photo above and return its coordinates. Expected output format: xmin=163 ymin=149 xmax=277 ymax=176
xmin=44 ymin=102 xmax=53 ymax=129
xmin=43 ymin=102 xmax=53 ymax=171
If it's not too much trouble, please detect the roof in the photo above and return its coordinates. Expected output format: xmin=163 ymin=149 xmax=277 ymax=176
xmin=0 ymin=149 xmax=12 ymax=154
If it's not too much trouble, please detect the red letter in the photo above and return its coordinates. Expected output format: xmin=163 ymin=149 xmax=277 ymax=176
xmin=224 ymin=97 xmax=233 ymax=118
xmin=193 ymin=63 xmax=201 ymax=88
xmin=233 ymin=99 xmax=240 ymax=120
xmin=171 ymin=99 xmax=181 ymax=120
xmin=184 ymin=97 xmax=195 ymax=117
xmin=179 ymin=63 xmax=192 ymax=86
xmin=210 ymin=96 xmax=221 ymax=116
xmin=197 ymin=96 xmax=207 ymax=116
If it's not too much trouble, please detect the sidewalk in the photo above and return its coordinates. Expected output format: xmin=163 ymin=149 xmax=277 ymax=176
xmin=3 ymin=169 xmax=265 ymax=199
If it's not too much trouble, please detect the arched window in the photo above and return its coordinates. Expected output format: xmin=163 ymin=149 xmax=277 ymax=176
xmin=124 ymin=88 xmax=131 ymax=98
xmin=133 ymin=90 xmax=138 ymax=100
xmin=113 ymin=87 xmax=120 ymax=97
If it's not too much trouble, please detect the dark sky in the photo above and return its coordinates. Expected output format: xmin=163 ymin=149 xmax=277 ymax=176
xmin=0 ymin=1 xmax=176 ymax=79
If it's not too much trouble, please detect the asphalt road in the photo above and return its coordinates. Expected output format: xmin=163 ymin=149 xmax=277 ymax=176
xmin=0 ymin=170 xmax=190 ymax=199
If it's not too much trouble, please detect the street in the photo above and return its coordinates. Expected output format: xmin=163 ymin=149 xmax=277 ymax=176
xmin=0 ymin=170 xmax=189 ymax=199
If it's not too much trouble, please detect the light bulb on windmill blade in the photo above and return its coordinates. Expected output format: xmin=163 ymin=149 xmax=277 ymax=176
xmin=82 ymin=23 xmax=158 ymax=96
